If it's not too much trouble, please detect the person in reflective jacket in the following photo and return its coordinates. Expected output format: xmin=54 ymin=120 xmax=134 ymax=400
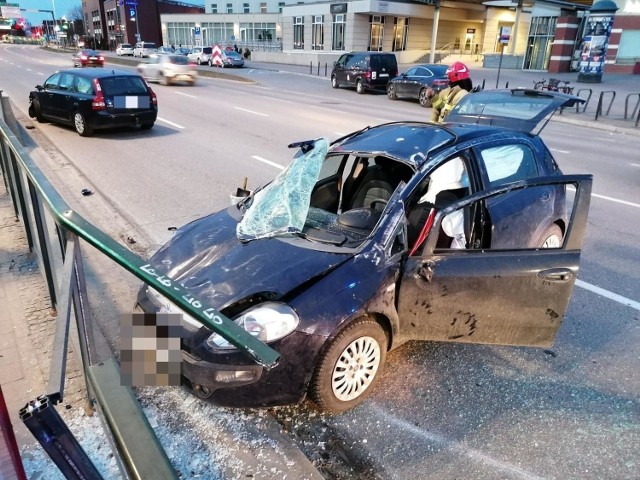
xmin=426 ymin=61 xmax=474 ymax=123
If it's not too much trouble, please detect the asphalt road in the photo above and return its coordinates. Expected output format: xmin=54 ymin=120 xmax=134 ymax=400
xmin=2 ymin=44 xmax=639 ymax=479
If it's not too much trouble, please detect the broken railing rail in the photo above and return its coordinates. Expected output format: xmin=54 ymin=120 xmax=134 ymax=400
xmin=0 ymin=93 xmax=279 ymax=478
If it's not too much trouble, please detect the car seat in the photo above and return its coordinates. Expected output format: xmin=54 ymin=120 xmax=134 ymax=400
xmin=345 ymin=158 xmax=398 ymax=212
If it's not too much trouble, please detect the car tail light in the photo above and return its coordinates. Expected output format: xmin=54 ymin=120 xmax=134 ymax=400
xmin=149 ymin=88 xmax=157 ymax=106
xmin=80 ymin=55 xmax=88 ymax=60
xmin=98 ymin=56 xmax=104 ymax=61
xmin=91 ymin=78 xmax=105 ymax=110
xmin=432 ymin=79 xmax=448 ymax=87
xmin=365 ymin=69 xmax=372 ymax=80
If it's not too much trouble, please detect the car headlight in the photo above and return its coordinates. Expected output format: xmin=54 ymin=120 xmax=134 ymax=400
xmin=206 ymin=302 xmax=299 ymax=350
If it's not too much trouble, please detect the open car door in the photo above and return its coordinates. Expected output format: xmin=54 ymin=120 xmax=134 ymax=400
xmin=446 ymin=88 xmax=586 ymax=134
xmin=397 ymin=175 xmax=591 ymax=348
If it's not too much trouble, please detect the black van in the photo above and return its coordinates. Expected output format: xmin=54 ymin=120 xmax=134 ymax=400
xmin=331 ymin=52 xmax=398 ymax=94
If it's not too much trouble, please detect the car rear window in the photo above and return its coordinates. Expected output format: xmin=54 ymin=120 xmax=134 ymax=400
xmin=169 ymin=55 xmax=189 ymax=65
xmin=202 ymin=47 xmax=213 ymax=54
xmin=371 ymin=55 xmax=397 ymax=71
xmin=98 ymin=76 xmax=148 ymax=95
xmin=142 ymin=43 xmax=156 ymax=49
xmin=120 ymin=44 xmax=132 ymax=48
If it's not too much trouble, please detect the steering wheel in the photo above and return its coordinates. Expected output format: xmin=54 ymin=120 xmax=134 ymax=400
xmin=369 ymin=198 xmax=388 ymax=210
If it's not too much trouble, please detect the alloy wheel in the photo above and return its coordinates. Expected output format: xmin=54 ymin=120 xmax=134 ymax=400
xmin=331 ymin=336 xmax=381 ymax=401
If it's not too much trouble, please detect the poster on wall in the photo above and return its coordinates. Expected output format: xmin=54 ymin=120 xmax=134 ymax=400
xmin=579 ymin=15 xmax=613 ymax=76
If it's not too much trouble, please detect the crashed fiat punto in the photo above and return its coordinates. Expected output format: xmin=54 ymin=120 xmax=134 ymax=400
xmin=137 ymin=89 xmax=592 ymax=412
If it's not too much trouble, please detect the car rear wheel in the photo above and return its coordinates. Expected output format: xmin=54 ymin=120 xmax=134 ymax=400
xmin=356 ymin=79 xmax=366 ymax=94
xmin=208 ymin=59 xmax=213 ymax=67
xmin=539 ymin=224 xmax=563 ymax=249
xmin=419 ymin=88 xmax=432 ymax=108
xmin=73 ymin=112 xmax=93 ymax=137
xmin=331 ymin=75 xmax=339 ymax=89
xmin=310 ymin=318 xmax=387 ymax=413
xmin=387 ymin=84 xmax=397 ymax=100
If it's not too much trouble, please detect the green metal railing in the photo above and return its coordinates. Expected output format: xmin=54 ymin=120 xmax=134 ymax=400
xmin=0 ymin=92 xmax=279 ymax=478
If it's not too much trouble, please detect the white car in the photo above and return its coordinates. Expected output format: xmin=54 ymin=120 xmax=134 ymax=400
xmin=137 ymin=54 xmax=198 ymax=85
xmin=116 ymin=43 xmax=134 ymax=56
xmin=133 ymin=42 xmax=157 ymax=58
xmin=187 ymin=46 xmax=213 ymax=65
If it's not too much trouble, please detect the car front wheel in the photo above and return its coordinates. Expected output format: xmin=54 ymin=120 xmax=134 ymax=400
xmin=387 ymin=83 xmax=397 ymax=100
xmin=539 ymin=224 xmax=563 ymax=249
xmin=73 ymin=112 xmax=93 ymax=137
xmin=419 ymin=88 xmax=432 ymax=108
xmin=356 ymin=79 xmax=366 ymax=94
xmin=208 ymin=59 xmax=213 ymax=67
xmin=31 ymin=99 xmax=46 ymax=123
xmin=331 ymin=75 xmax=339 ymax=89
xmin=310 ymin=318 xmax=387 ymax=413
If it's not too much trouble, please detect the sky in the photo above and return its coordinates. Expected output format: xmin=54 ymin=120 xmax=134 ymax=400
xmin=16 ymin=0 xmax=81 ymax=26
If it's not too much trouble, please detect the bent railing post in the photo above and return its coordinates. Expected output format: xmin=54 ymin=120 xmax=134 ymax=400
xmin=624 ymin=92 xmax=640 ymax=120
xmin=595 ymin=90 xmax=615 ymax=120
xmin=575 ymin=88 xmax=592 ymax=113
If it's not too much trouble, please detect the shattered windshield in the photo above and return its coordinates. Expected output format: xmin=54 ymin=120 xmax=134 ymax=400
xmin=237 ymin=138 xmax=329 ymax=241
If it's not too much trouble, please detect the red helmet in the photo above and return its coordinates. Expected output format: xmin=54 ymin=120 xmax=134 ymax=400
xmin=446 ymin=61 xmax=471 ymax=82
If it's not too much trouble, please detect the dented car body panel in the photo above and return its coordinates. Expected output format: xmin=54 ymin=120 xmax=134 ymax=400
xmin=138 ymin=118 xmax=592 ymax=409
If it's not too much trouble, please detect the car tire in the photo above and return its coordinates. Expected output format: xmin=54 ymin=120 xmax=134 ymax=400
xmin=208 ymin=59 xmax=213 ymax=67
xmin=31 ymin=99 xmax=46 ymax=123
xmin=310 ymin=318 xmax=388 ymax=413
xmin=221 ymin=62 xmax=226 ymax=69
xmin=538 ymin=224 xmax=563 ymax=249
xmin=331 ymin=75 xmax=339 ymax=89
xmin=140 ymin=123 xmax=154 ymax=131
xmin=160 ymin=74 xmax=170 ymax=86
xmin=387 ymin=83 xmax=397 ymax=100
xmin=419 ymin=88 xmax=432 ymax=108
xmin=356 ymin=79 xmax=366 ymax=94
xmin=197 ymin=58 xmax=202 ymax=65
xmin=73 ymin=112 xmax=93 ymax=137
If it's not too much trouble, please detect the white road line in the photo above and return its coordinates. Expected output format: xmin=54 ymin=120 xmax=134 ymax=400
xmin=370 ymin=406 xmax=547 ymax=480
xmin=157 ymin=117 xmax=185 ymax=129
xmin=567 ymin=185 xmax=640 ymax=209
xmin=37 ymin=72 xmax=44 ymax=76
xmin=174 ymin=91 xmax=196 ymax=99
xmin=26 ymin=68 xmax=32 ymax=71
xmin=251 ymin=155 xmax=284 ymax=170
xmin=631 ymin=163 xmax=640 ymax=167
xmin=550 ymin=148 xmax=570 ymax=154
xmin=576 ymin=280 xmax=640 ymax=311
xmin=234 ymin=106 xmax=269 ymax=117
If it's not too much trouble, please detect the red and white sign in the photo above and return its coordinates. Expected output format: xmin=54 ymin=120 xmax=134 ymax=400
xmin=211 ymin=45 xmax=223 ymax=66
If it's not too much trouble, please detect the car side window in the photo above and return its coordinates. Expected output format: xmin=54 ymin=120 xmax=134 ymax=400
xmin=479 ymin=144 xmax=538 ymax=188
xmin=44 ymin=73 xmax=61 ymax=90
xmin=76 ymin=76 xmax=93 ymax=95
xmin=404 ymin=67 xmax=417 ymax=76
xmin=416 ymin=67 xmax=431 ymax=77
xmin=58 ymin=72 xmax=75 ymax=92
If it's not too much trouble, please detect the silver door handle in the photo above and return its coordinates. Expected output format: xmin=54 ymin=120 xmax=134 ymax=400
xmin=537 ymin=268 xmax=573 ymax=283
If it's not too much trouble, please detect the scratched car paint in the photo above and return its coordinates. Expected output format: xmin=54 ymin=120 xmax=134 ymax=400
xmin=137 ymin=89 xmax=593 ymax=412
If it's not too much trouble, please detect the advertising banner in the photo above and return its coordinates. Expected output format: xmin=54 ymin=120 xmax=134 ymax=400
xmin=579 ymin=14 xmax=614 ymax=77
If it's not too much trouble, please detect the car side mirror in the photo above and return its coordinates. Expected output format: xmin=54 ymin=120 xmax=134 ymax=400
xmin=333 ymin=61 xmax=340 ymax=67
xmin=36 ymin=85 xmax=44 ymax=91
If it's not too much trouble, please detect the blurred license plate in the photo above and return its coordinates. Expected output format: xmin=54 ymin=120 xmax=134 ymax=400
xmin=114 ymin=96 xmax=150 ymax=109
xmin=379 ymin=73 xmax=389 ymax=77
xmin=89 ymin=57 xmax=98 ymax=60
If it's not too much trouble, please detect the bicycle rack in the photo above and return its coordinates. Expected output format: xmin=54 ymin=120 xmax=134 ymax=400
xmin=575 ymin=88 xmax=592 ymax=113
xmin=624 ymin=93 xmax=640 ymax=120
xmin=595 ymin=90 xmax=615 ymax=120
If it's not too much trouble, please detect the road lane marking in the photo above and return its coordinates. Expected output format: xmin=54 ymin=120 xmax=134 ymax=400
xmin=157 ymin=117 xmax=185 ymax=129
xmin=632 ymin=163 xmax=640 ymax=167
xmin=234 ymin=107 xmax=269 ymax=117
xmin=370 ymin=406 xmax=547 ymax=480
xmin=174 ymin=91 xmax=196 ymax=99
xmin=567 ymin=185 xmax=640 ymax=209
xmin=576 ymin=280 xmax=640 ymax=311
xmin=251 ymin=155 xmax=284 ymax=170
xmin=26 ymin=68 xmax=32 ymax=71
xmin=550 ymin=148 xmax=570 ymax=154
xmin=37 ymin=72 xmax=44 ymax=76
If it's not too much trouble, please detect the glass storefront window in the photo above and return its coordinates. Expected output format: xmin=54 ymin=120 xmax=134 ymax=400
xmin=312 ymin=15 xmax=324 ymax=50
xmin=333 ymin=14 xmax=345 ymax=51
xmin=392 ymin=17 xmax=409 ymax=52
xmin=294 ymin=17 xmax=304 ymax=49
xmin=369 ymin=15 xmax=384 ymax=52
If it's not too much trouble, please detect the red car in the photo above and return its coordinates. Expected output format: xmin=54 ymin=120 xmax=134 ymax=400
xmin=73 ymin=49 xmax=104 ymax=68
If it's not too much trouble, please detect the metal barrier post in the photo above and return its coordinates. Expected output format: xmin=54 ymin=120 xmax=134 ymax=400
xmin=317 ymin=62 xmax=320 ymax=75
xmin=624 ymin=93 xmax=640 ymax=120
xmin=325 ymin=63 xmax=327 ymax=76
xmin=9 ymin=148 xmax=35 ymax=251
xmin=595 ymin=90 xmax=615 ymax=120
xmin=309 ymin=61 xmax=312 ymax=75
xmin=575 ymin=88 xmax=592 ymax=113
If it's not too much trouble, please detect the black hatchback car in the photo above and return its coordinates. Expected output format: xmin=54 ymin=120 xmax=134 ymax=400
xmin=28 ymin=68 xmax=158 ymax=136
xmin=137 ymin=89 xmax=592 ymax=412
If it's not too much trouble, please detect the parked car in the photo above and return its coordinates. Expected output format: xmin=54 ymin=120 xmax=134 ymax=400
xmin=210 ymin=50 xmax=244 ymax=68
xmin=133 ymin=42 xmax=157 ymax=58
xmin=156 ymin=46 xmax=175 ymax=54
xmin=116 ymin=43 xmax=134 ymax=56
xmin=331 ymin=52 xmax=398 ymax=94
xmin=72 ymin=49 xmax=104 ymax=68
xmin=137 ymin=54 xmax=197 ymax=85
xmin=136 ymin=89 xmax=591 ymax=412
xmin=387 ymin=64 xmax=449 ymax=107
xmin=187 ymin=46 xmax=213 ymax=65
xmin=28 ymin=68 xmax=158 ymax=137
xmin=176 ymin=47 xmax=190 ymax=56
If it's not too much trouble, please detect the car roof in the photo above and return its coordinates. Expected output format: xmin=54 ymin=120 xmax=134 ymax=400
xmin=447 ymin=88 xmax=585 ymax=134
xmin=56 ymin=67 xmax=139 ymax=79
xmin=329 ymin=121 xmax=520 ymax=169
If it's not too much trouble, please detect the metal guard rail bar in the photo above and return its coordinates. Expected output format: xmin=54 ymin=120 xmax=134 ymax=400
xmin=0 ymin=113 xmax=279 ymax=368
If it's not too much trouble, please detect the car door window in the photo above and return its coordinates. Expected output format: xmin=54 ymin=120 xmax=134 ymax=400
xmin=76 ymin=76 xmax=93 ymax=95
xmin=58 ymin=72 xmax=75 ymax=92
xmin=44 ymin=73 xmax=61 ymax=90
xmin=479 ymin=144 xmax=538 ymax=187
xmin=404 ymin=67 xmax=417 ymax=76
xmin=416 ymin=67 xmax=432 ymax=78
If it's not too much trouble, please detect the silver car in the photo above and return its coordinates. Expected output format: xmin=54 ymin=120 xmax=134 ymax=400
xmin=137 ymin=54 xmax=197 ymax=85
xmin=187 ymin=46 xmax=213 ymax=65
xmin=116 ymin=43 xmax=134 ymax=56
xmin=219 ymin=50 xmax=245 ymax=68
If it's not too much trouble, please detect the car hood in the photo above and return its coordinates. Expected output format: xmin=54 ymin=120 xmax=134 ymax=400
xmin=148 ymin=208 xmax=352 ymax=309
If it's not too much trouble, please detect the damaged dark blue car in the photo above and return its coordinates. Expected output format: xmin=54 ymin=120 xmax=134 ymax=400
xmin=137 ymin=89 xmax=592 ymax=412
